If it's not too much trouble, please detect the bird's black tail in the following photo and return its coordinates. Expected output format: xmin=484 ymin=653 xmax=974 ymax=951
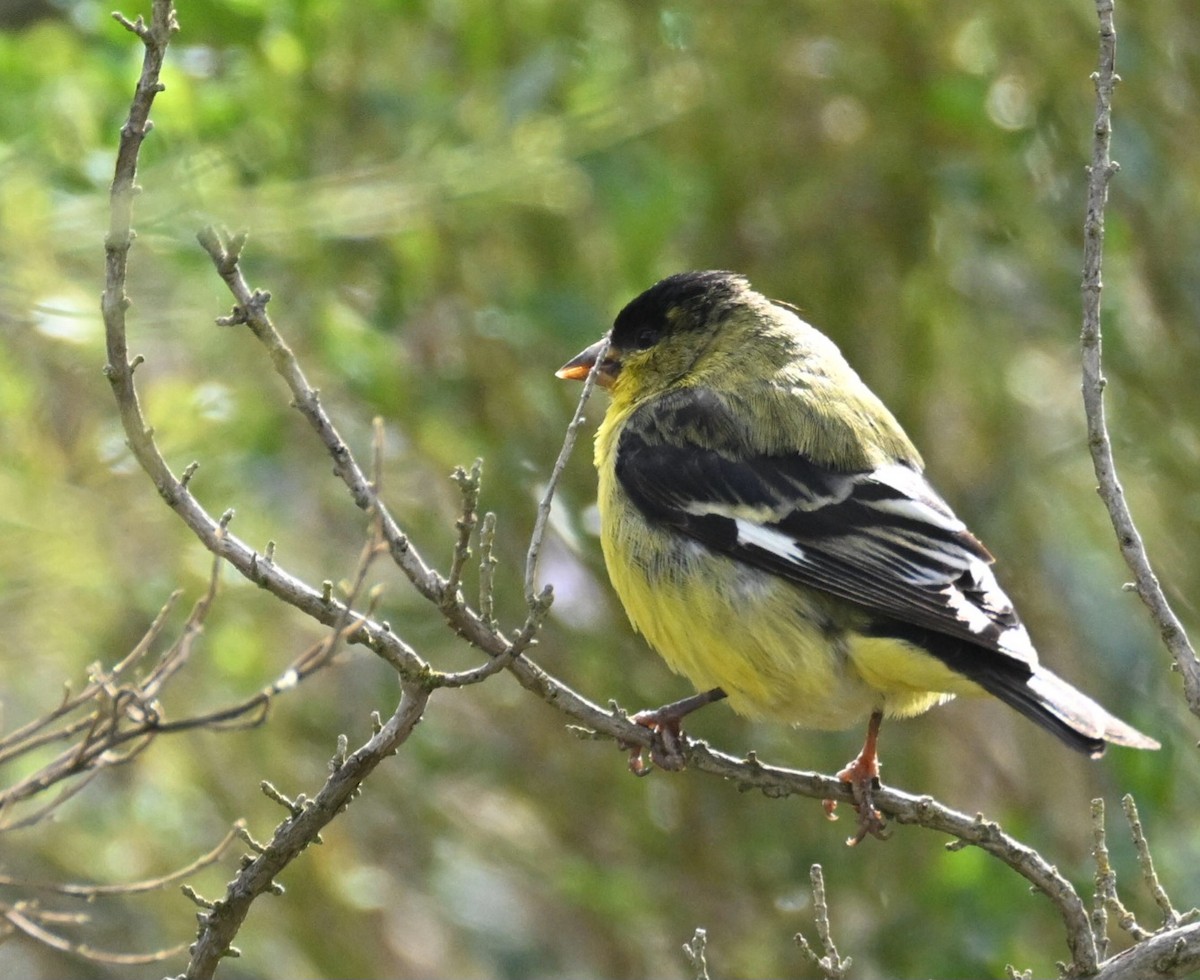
xmin=971 ymin=663 xmax=1159 ymax=757
xmin=868 ymin=618 xmax=1156 ymax=748
xmin=871 ymin=621 xmax=1159 ymax=755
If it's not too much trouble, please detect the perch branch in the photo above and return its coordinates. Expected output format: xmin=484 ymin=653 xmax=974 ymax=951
xmin=1091 ymin=922 xmax=1200 ymax=980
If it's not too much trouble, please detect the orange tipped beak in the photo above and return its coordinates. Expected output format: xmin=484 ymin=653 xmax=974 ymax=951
xmin=556 ymin=338 xmax=620 ymax=388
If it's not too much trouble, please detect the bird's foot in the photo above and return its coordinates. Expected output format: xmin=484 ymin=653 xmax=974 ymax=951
xmin=619 ymin=688 xmax=726 ymax=776
xmin=626 ymin=713 xmax=686 ymax=775
xmin=825 ymin=753 xmax=889 ymax=845
xmin=823 ymin=710 xmax=890 ymax=845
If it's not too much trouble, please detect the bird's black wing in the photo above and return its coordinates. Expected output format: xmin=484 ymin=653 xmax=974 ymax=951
xmin=615 ymin=387 xmax=1039 ymax=671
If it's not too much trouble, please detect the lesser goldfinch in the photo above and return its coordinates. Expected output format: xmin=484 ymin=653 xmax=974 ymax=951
xmin=558 ymin=270 xmax=1158 ymax=838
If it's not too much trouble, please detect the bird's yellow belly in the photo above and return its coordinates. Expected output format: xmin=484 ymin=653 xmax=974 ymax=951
xmin=599 ymin=495 xmax=972 ymax=729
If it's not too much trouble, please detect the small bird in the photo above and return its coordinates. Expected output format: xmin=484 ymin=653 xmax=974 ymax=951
xmin=558 ymin=270 xmax=1158 ymax=841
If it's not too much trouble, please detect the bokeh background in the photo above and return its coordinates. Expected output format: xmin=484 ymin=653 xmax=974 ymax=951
xmin=1 ymin=0 xmax=1198 ymax=977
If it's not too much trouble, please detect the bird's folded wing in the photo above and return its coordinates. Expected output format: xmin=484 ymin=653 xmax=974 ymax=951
xmin=615 ymin=395 xmax=1038 ymax=671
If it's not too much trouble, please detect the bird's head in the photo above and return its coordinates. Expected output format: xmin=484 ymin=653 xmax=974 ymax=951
xmin=557 ymin=270 xmax=776 ymax=401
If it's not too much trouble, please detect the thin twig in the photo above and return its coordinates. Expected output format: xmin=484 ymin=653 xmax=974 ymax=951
xmin=5 ymin=558 xmax=218 ymax=824
xmin=1091 ymin=798 xmax=1114 ymax=959
xmin=445 ymin=459 xmax=483 ymax=605
xmin=444 ymin=342 xmax=617 ymax=688
xmin=478 ymin=510 xmax=499 ymax=632
xmin=139 ymin=543 xmax=224 ymax=700
xmin=2 ymin=905 xmax=188 ymax=966
xmin=523 ymin=337 xmax=609 ymax=608
xmin=0 ymin=772 xmax=103 ymax=834
xmin=0 ymin=527 xmax=374 ymax=821
xmin=682 ymin=927 xmax=711 ymax=980
xmin=794 ymin=864 xmax=851 ymax=980
xmin=0 ymin=590 xmax=182 ymax=764
xmin=1092 ymin=797 xmax=1151 ymax=943
xmin=102 ymin=0 xmax=178 ymax=475
xmin=1080 ymin=0 xmax=1200 ymax=716
xmin=1121 ymin=795 xmax=1180 ymax=928
xmin=0 ymin=823 xmax=243 ymax=897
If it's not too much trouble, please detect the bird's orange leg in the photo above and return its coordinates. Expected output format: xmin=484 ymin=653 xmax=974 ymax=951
xmin=824 ymin=709 xmax=890 ymax=844
xmin=624 ymin=687 xmax=727 ymax=776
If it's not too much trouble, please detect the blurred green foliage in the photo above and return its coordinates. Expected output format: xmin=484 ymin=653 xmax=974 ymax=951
xmin=1 ymin=0 xmax=1198 ymax=977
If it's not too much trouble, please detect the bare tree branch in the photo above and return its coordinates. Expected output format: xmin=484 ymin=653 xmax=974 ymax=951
xmin=677 ymin=738 xmax=1100 ymax=975
xmin=194 ymin=226 xmax=563 ymax=684
xmin=0 ymin=521 xmax=370 ymax=823
xmin=1119 ymin=795 xmax=1196 ymax=930
xmin=1092 ymin=922 xmax=1200 ymax=980
xmin=1080 ymin=0 xmax=1200 ymax=716
xmin=2 ymin=904 xmax=189 ymax=967
xmin=1092 ymin=797 xmax=1147 ymax=951
xmin=0 ymin=592 xmax=182 ymax=772
xmin=0 ymin=574 xmax=213 ymax=823
xmin=195 ymin=225 xmax=447 ymax=607
xmin=0 ymin=823 xmax=242 ymax=967
xmin=177 ymin=682 xmax=431 ymax=980
xmin=794 ymin=864 xmax=852 ymax=980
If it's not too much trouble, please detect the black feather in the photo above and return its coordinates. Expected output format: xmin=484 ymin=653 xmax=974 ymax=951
xmin=861 ymin=621 xmax=1106 ymax=756
xmin=616 ymin=420 xmax=1013 ymax=655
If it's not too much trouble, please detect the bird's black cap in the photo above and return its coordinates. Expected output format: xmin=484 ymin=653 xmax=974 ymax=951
xmin=611 ymin=270 xmax=748 ymax=351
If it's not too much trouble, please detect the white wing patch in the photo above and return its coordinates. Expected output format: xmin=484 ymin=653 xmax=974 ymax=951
xmin=867 ymin=464 xmax=966 ymax=534
xmin=953 ymin=555 xmax=1038 ymax=667
xmin=733 ymin=518 xmax=806 ymax=564
xmin=861 ymin=494 xmax=965 ymax=535
xmin=943 ymin=579 xmax=1000 ymax=636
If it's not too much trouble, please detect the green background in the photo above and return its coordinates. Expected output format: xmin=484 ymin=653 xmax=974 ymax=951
xmin=1 ymin=0 xmax=1197 ymax=976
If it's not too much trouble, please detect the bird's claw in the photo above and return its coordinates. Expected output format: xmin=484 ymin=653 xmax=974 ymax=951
xmin=825 ymin=771 xmax=889 ymax=845
xmin=621 ymin=708 xmax=689 ymax=775
xmin=834 ymin=773 xmax=890 ymax=845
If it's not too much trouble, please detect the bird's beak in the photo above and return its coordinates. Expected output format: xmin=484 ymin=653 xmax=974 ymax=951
xmin=556 ymin=338 xmax=621 ymax=389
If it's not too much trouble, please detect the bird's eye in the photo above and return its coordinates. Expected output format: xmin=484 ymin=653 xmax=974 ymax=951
xmin=633 ymin=326 xmax=660 ymax=350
